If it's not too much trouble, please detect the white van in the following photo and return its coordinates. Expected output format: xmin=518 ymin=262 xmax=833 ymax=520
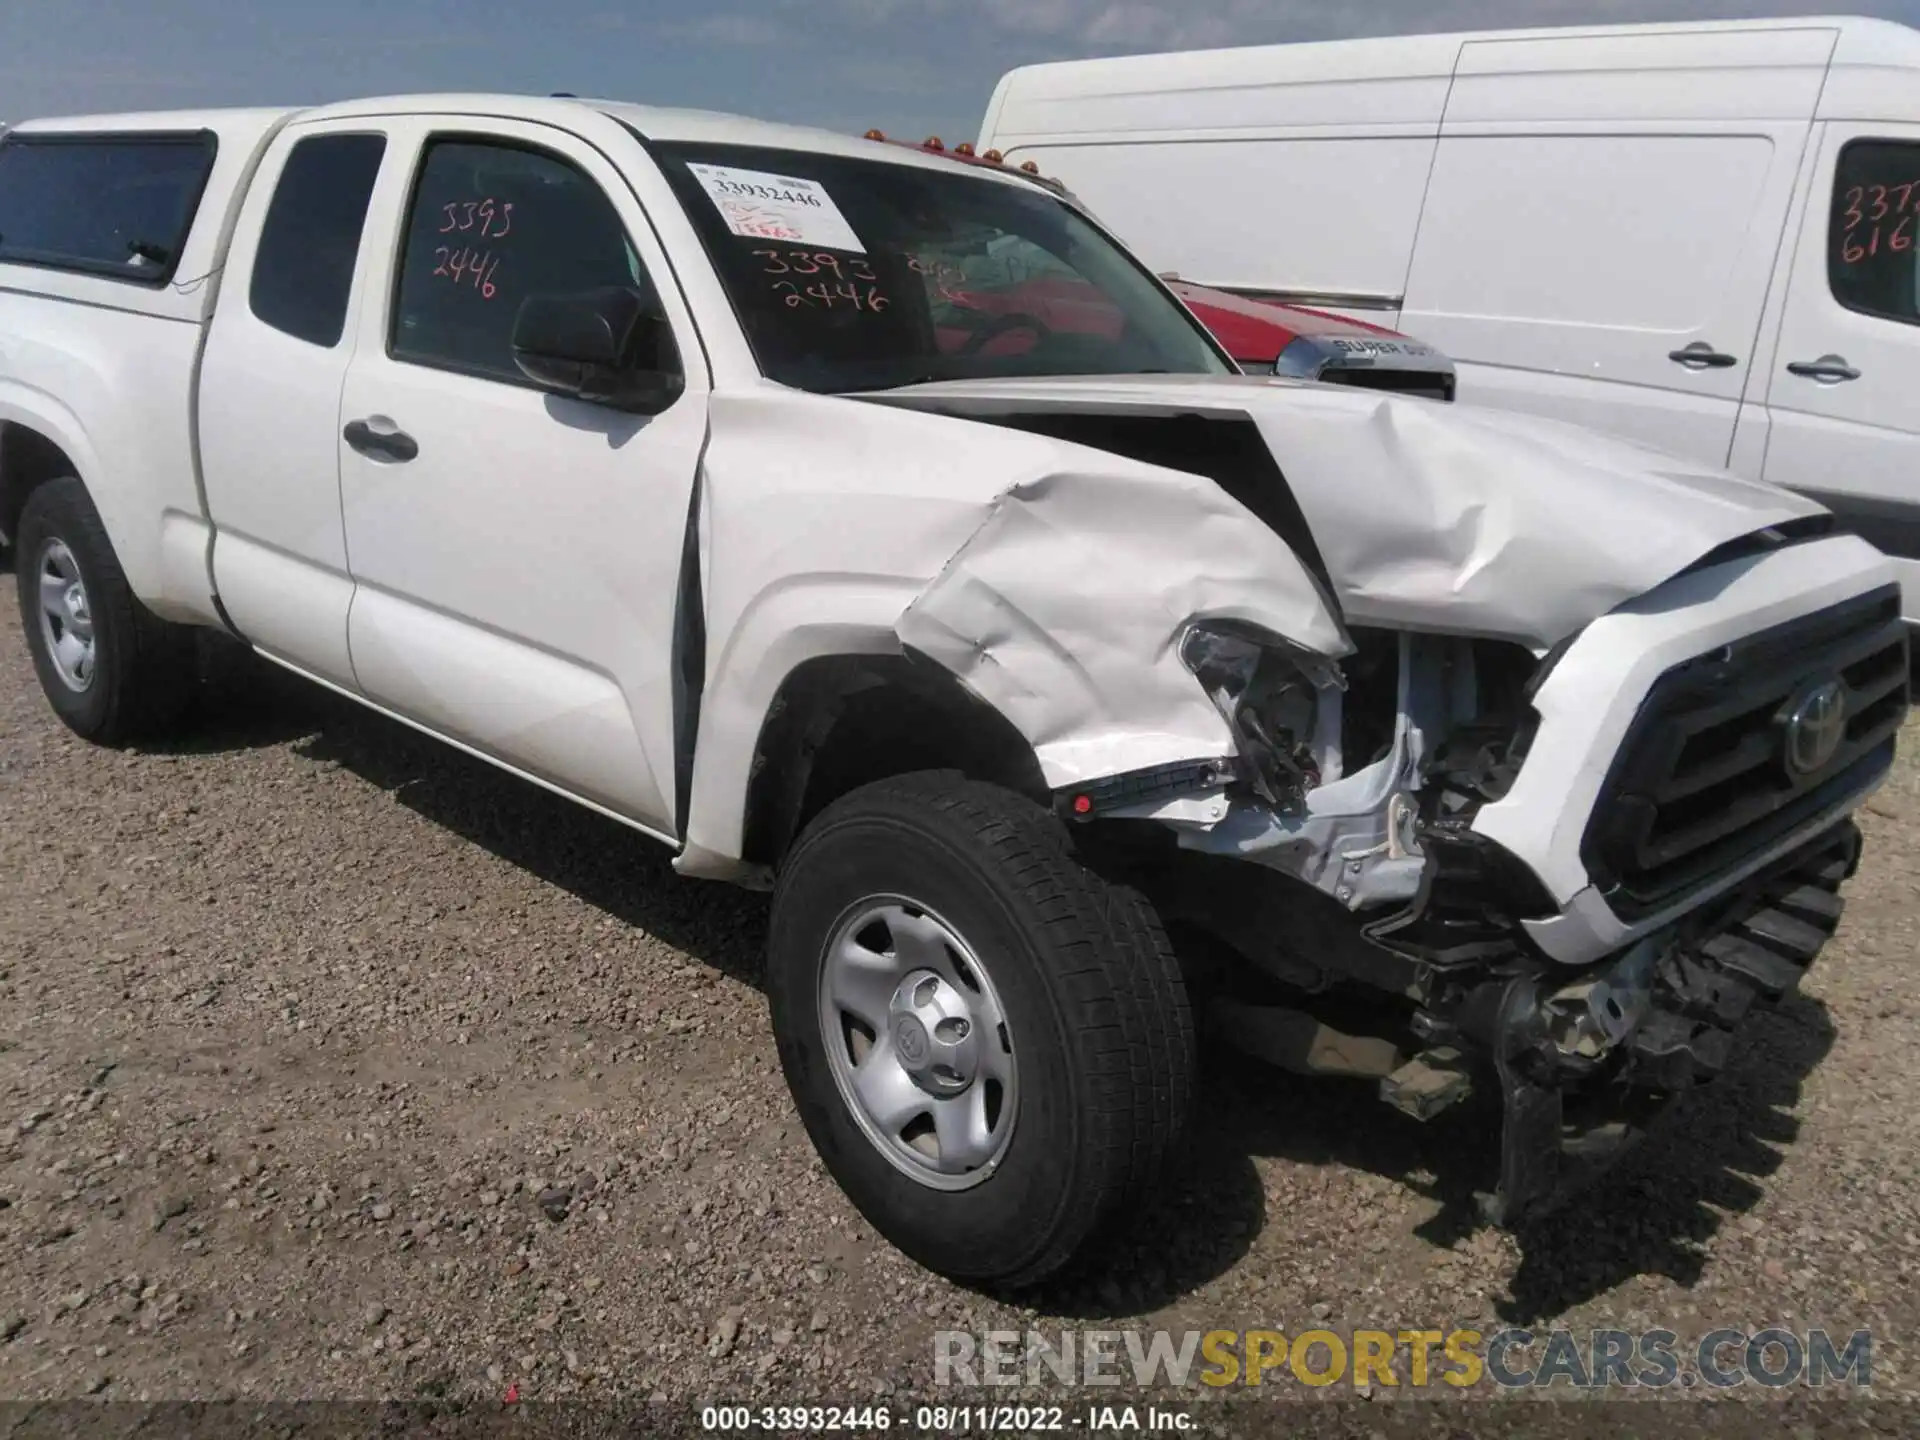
xmin=980 ymin=15 xmax=1920 ymax=619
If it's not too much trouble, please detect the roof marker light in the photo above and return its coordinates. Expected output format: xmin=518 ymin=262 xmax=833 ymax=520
xmin=1020 ymin=160 xmax=1040 ymax=174
xmin=924 ymin=136 xmax=945 ymax=151
xmin=983 ymin=149 xmax=1004 ymax=163
xmin=863 ymin=128 xmax=886 ymax=141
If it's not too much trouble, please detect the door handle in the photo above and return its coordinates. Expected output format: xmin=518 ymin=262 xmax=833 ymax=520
xmin=1668 ymin=342 xmax=1739 ymax=370
xmin=343 ymin=418 xmax=419 ymax=462
xmin=1785 ymin=355 xmax=1861 ymax=384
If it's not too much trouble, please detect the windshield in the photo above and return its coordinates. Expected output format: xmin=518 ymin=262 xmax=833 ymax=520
xmin=649 ymin=140 xmax=1233 ymax=393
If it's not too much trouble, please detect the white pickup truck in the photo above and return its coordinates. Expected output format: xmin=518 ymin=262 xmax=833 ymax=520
xmin=0 ymin=95 xmax=1908 ymax=1287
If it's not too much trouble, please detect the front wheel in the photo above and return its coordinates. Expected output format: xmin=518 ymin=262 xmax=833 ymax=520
xmin=767 ymin=772 xmax=1193 ymax=1287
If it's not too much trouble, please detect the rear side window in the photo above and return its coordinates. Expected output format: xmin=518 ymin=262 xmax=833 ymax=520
xmin=0 ymin=131 xmax=216 ymax=284
xmin=1829 ymin=140 xmax=1920 ymax=325
xmin=250 ymin=133 xmax=386 ymax=347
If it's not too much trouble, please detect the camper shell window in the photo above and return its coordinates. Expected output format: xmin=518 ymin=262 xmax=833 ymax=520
xmin=0 ymin=130 xmax=218 ymax=286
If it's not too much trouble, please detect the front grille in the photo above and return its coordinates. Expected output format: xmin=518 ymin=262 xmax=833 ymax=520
xmin=1581 ymin=585 xmax=1908 ymax=919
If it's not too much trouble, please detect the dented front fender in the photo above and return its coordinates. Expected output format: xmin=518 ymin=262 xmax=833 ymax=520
xmin=896 ymin=467 xmax=1347 ymax=789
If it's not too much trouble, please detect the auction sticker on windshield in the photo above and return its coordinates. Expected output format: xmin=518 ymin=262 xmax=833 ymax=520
xmin=687 ymin=163 xmax=865 ymax=251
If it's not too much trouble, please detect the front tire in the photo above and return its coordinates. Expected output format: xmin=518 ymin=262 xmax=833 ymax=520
xmin=15 ymin=477 xmax=195 ymax=744
xmin=768 ymin=772 xmax=1193 ymax=1287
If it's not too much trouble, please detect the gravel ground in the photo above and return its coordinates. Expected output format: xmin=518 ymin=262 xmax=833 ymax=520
xmin=0 ymin=565 xmax=1916 ymax=1421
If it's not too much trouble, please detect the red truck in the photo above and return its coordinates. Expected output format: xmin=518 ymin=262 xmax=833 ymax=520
xmin=1165 ymin=279 xmax=1456 ymax=399
xmin=870 ymin=131 xmax=1457 ymax=400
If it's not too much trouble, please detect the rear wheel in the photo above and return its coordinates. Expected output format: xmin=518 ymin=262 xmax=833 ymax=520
xmin=767 ymin=772 xmax=1193 ymax=1287
xmin=15 ymin=478 xmax=196 ymax=744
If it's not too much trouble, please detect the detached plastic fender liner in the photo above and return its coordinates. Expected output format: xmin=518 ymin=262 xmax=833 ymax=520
xmin=894 ymin=467 xmax=1348 ymax=791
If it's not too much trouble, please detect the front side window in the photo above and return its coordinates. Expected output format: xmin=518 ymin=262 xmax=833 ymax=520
xmin=0 ymin=131 xmax=216 ymax=284
xmin=391 ymin=138 xmax=662 ymax=385
xmin=250 ymin=133 xmax=386 ymax=347
xmin=650 ymin=140 xmax=1231 ymax=393
xmin=1829 ymin=139 xmax=1920 ymax=324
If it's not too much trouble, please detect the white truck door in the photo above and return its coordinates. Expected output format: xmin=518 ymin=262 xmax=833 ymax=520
xmin=335 ymin=118 xmax=709 ymax=839
xmin=1762 ymin=121 xmax=1920 ymax=623
xmin=1400 ymin=27 xmax=1830 ymax=469
xmin=199 ymin=120 xmax=391 ymax=689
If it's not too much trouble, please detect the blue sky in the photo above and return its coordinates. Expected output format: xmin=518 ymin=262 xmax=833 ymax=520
xmin=7 ymin=0 xmax=1920 ymax=141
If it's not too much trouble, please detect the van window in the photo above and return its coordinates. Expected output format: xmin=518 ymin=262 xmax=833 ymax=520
xmin=1828 ymin=140 xmax=1920 ymax=325
xmin=0 ymin=131 xmax=216 ymax=285
xmin=250 ymin=134 xmax=386 ymax=348
xmin=390 ymin=138 xmax=663 ymax=387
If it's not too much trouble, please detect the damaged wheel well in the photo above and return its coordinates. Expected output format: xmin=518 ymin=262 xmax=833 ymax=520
xmin=741 ymin=653 xmax=1050 ymax=867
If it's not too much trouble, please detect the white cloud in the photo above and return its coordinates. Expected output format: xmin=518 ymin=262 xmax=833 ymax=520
xmin=931 ymin=0 xmax=1324 ymax=47
xmin=846 ymin=0 xmax=1920 ymax=52
xmin=680 ymin=13 xmax=789 ymax=45
xmin=1081 ymin=4 xmax=1185 ymax=46
xmin=980 ymin=0 xmax=1090 ymax=37
xmin=592 ymin=9 xmax=790 ymax=44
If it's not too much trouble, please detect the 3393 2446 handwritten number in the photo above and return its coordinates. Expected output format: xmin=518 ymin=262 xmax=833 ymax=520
xmin=438 ymin=198 xmax=514 ymax=239
xmin=430 ymin=245 xmax=502 ymax=299
xmin=755 ymin=248 xmax=889 ymax=311
xmin=754 ymin=248 xmax=877 ymax=281
xmin=771 ymin=280 xmax=889 ymax=311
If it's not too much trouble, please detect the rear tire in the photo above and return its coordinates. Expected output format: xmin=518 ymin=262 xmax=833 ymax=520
xmin=15 ymin=477 xmax=196 ymax=744
xmin=767 ymin=772 xmax=1193 ymax=1288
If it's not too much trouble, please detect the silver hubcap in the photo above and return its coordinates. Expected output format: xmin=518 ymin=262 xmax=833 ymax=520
xmin=819 ymin=899 xmax=1018 ymax=1191
xmin=35 ymin=539 xmax=95 ymax=692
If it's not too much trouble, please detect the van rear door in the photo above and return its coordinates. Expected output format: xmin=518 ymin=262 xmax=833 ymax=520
xmin=1399 ymin=25 xmax=1833 ymax=468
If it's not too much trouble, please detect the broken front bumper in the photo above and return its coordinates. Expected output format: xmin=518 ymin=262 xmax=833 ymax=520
xmin=1479 ymin=818 xmax=1860 ymax=1227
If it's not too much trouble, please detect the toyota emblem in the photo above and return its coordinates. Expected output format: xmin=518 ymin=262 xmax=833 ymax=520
xmin=1781 ymin=678 xmax=1847 ymax=777
xmin=892 ymin=1013 xmax=929 ymax=1066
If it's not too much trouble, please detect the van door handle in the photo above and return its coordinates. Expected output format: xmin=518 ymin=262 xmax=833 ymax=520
xmin=1785 ymin=355 xmax=1861 ymax=384
xmin=343 ymin=418 xmax=419 ymax=462
xmin=1668 ymin=342 xmax=1739 ymax=370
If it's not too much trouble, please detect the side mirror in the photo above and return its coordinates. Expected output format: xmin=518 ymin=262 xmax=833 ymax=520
xmin=510 ymin=286 xmax=684 ymax=414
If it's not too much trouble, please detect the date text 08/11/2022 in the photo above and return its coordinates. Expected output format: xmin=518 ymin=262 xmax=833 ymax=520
xmin=699 ymin=1404 xmax=1194 ymax=1432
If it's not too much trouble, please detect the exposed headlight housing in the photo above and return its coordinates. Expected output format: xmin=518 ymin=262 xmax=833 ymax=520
xmin=1179 ymin=620 xmax=1344 ymax=810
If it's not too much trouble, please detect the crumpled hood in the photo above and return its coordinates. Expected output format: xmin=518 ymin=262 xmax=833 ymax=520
xmin=864 ymin=374 xmax=1824 ymax=648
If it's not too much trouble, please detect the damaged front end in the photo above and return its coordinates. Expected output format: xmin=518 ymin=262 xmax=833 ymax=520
xmin=1056 ymin=604 xmax=1903 ymax=1229
xmin=869 ymin=382 xmax=1907 ymax=1228
xmin=1466 ymin=821 xmax=1860 ymax=1223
